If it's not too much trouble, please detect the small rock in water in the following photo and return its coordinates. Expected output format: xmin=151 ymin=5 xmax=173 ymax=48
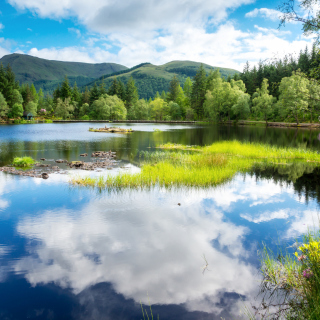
xmin=40 ymin=158 xmax=46 ymax=161
xmin=80 ymin=153 xmax=88 ymax=157
xmin=41 ymin=172 xmax=49 ymax=179
xmin=178 ymin=203 xmax=181 ymax=206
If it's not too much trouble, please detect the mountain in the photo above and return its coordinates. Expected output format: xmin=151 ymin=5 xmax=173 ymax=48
xmin=86 ymin=60 xmax=240 ymax=99
xmin=0 ymin=53 xmax=128 ymax=93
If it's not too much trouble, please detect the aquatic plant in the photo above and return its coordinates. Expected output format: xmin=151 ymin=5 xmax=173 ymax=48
xmin=70 ymin=141 xmax=320 ymax=189
xmin=12 ymin=156 xmax=35 ymax=167
xmin=253 ymin=230 xmax=320 ymax=319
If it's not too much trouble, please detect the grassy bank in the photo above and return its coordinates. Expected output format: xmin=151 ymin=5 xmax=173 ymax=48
xmin=70 ymin=141 xmax=320 ymax=189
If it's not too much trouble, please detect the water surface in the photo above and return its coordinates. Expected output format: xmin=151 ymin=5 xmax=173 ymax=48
xmin=0 ymin=123 xmax=320 ymax=320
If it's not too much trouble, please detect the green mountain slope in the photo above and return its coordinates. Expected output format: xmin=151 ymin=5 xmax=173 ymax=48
xmin=87 ymin=60 xmax=240 ymax=99
xmin=0 ymin=53 xmax=128 ymax=93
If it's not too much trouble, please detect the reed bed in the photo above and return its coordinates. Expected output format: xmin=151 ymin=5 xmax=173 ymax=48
xmin=70 ymin=141 xmax=320 ymax=189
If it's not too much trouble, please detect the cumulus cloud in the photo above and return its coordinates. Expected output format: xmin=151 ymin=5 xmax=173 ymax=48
xmin=8 ymin=0 xmax=254 ymax=33
xmin=23 ymin=21 xmax=313 ymax=69
xmin=245 ymin=8 xmax=282 ymax=21
xmin=68 ymin=27 xmax=81 ymax=38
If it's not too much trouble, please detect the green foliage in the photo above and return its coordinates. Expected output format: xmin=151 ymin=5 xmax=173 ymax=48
xmin=252 ymin=79 xmax=274 ymax=123
xmin=191 ymin=64 xmax=207 ymax=119
xmin=11 ymin=103 xmax=24 ymax=118
xmin=12 ymin=156 xmax=35 ymax=167
xmin=25 ymin=101 xmax=38 ymax=115
xmin=278 ymin=70 xmax=309 ymax=124
xmin=55 ymin=98 xmax=74 ymax=119
xmin=0 ymin=92 xmax=9 ymax=118
xmin=91 ymin=94 xmax=127 ymax=120
xmin=150 ymin=98 xmax=168 ymax=120
xmin=167 ymin=75 xmax=180 ymax=102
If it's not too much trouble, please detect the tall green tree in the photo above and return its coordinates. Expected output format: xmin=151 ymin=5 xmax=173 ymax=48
xmin=252 ymin=79 xmax=274 ymax=124
xmin=60 ymin=76 xmax=72 ymax=100
xmin=191 ymin=64 xmax=207 ymax=119
xmin=55 ymin=98 xmax=74 ymax=119
xmin=125 ymin=77 xmax=138 ymax=110
xmin=167 ymin=75 xmax=180 ymax=102
xmin=0 ymin=92 xmax=9 ymax=118
xmin=278 ymin=71 xmax=309 ymax=124
xmin=89 ymin=83 xmax=100 ymax=105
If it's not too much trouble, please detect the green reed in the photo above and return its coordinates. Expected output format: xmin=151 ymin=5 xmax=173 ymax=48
xmin=12 ymin=156 xmax=35 ymax=167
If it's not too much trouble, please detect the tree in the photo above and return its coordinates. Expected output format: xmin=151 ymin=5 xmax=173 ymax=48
xmin=150 ymin=98 xmax=168 ymax=120
xmin=0 ymin=92 xmax=9 ymax=118
xmin=11 ymin=103 xmax=23 ymax=118
xmin=307 ymin=78 xmax=320 ymax=122
xmin=79 ymin=103 xmax=90 ymax=118
xmin=12 ymin=89 xmax=23 ymax=106
xmin=72 ymin=82 xmax=82 ymax=104
xmin=55 ymin=98 xmax=74 ymax=119
xmin=279 ymin=0 xmax=320 ymax=42
xmin=25 ymin=101 xmax=38 ymax=115
xmin=125 ymin=77 xmax=139 ymax=108
xmin=30 ymin=84 xmax=39 ymax=102
xmin=169 ymin=101 xmax=182 ymax=120
xmin=91 ymin=94 xmax=127 ymax=120
xmin=232 ymin=93 xmax=251 ymax=120
xmin=89 ymin=83 xmax=100 ymax=105
xmin=191 ymin=64 xmax=207 ymax=119
xmin=108 ymin=77 xmax=120 ymax=96
xmin=252 ymin=79 xmax=274 ymax=124
xmin=133 ymin=99 xmax=150 ymax=120
xmin=167 ymin=75 xmax=180 ymax=102
xmin=278 ymin=71 xmax=309 ymax=124
xmin=60 ymin=76 xmax=72 ymax=100
xmin=99 ymin=78 xmax=107 ymax=96
xmin=82 ymin=86 xmax=90 ymax=105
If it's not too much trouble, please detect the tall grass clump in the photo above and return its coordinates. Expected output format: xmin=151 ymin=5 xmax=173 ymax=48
xmin=253 ymin=230 xmax=320 ymax=319
xmin=70 ymin=141 xmax=320 ymax=189
xmin=12 ymin=156 xmax=35 ymax=167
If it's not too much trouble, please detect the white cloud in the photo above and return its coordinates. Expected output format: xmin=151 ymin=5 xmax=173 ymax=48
xmin=27 ymin=27 xmax=32 ymax=31
xmin=241 ymin=209 xmax=291 ymax=223
xmin=8 ymin=0 xmax=254 ymax=34
xmin=14 ymin=189 xmax=258 ymax=316
xmin=0 ymin=23 xmax=4 ymax=31
xmin=23 ymin=21 xmax=314 ymax=70
xmin=245 ymin=8 xmax=282 ymax=21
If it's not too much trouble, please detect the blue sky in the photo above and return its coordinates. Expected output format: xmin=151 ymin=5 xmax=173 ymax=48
xmin=0 ymin=0 xmax=315 ymax=71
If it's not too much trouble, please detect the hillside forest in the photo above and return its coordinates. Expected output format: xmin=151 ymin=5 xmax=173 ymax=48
xmin=1 ymin=45 xmax=320 ymax=123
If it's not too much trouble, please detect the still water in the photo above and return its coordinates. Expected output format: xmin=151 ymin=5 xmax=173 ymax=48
xmin=0 ymin=123 xmax=320 ymax=320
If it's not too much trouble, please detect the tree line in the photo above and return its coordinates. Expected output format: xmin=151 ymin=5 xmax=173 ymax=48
xmin=1 ymin=46 xmax=320 ymax=123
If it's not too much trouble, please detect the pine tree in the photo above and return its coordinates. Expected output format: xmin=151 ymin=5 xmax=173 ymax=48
xmin=125 ymin=77 xmax=138 ymax=109
xmin=89 ymin=83 xmax=100 ymax=105
xmin=60 ymin=75 xmax=72 ymax=100
xmin=99 ymin=78 xmax=107 ymax=96
xmin=108 ymin=77 xmax=120 ymax=96
xmin=118 ymin=80 xmax=126 ymax=101
xmin=167 ymin=75 xmax=180 ymax=102
xmin=72 ymin=82 xmax=81 ymax=103
xmin=82 ymin=86 xmax=90 ymax=104
xmin=191 ymin=64 xmax=207 ymax=119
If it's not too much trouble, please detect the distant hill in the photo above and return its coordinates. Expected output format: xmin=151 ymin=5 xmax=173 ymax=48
xmin=86 ymin=60 xmax=240 ymax=99
xmin=0 ymin=53 xmax=128 ymax=93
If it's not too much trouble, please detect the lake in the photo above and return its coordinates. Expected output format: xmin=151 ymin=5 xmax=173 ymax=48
xmin=0 ymin=122 xmax=319 ymax=320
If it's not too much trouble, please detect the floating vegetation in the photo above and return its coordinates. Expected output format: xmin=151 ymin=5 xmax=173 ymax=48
xmin=89 ymin=126 xmax=133 ymax=133
xmin=70 ymin=141 xmax=320 ymax=189
xmin=12 ymin=156 xmax=35 ymax=167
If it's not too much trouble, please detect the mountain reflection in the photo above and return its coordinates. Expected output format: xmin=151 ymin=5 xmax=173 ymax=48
xmin=14 ymin=187 xmax=258 ymax=317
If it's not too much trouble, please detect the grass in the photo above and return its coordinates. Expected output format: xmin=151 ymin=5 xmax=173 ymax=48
xmin=254 ymin=228 xmax=320 ymax=319
xmin=70 ymin=140 xmax=320 ymax=190
xmin=12 ymin=156 xmax=35 ymax=167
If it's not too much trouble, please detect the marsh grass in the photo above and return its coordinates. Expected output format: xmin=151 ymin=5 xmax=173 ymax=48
xmin=70 ymin=141 xmax=320 ymax=190
xmin=12 ymin=156 xmax=35 ymax=167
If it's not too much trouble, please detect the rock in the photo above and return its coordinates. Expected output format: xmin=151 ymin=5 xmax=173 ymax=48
xmin=40 ymin=158 xmax=46 ymax=161
xmin=41 ymin=172 xmax=49 ymax=179
xmin=51 ymin=166 xmax=60 ymax=170
xmin=55 ymin=159 xmax=67 ymax=163
xmin=80 ymin=153 xmax=88 ymax=157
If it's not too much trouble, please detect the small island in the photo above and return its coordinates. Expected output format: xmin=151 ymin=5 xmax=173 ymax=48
xmin=89 ymin=126 xmax=134 ymax=133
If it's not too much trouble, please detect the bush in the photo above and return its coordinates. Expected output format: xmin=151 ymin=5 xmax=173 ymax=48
xmin=81 ymin=115 xmax=90 ymax=120
xmin=44 ymin=119 xmax=53 ymax=123
xmin=12 ymin=156 xmax=35 ymax=167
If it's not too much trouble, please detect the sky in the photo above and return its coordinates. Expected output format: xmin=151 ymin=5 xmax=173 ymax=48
xmin=0 ymin=0 xmax=316 ymax=71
